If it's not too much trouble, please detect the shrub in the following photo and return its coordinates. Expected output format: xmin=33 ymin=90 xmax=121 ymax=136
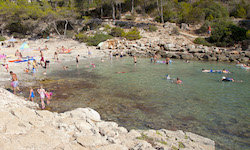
xmin=0 ymin=36 xmax=6 ymax=41
xmin=125 ymin=28 xmax=141 ymax=41
xmin=172 ymin=27 xmax=180 ymax=35
xmin=12 ymin=32 xmax=26 ymax=39
xmin=125 ymin=15 xmax=135 ymax=21
xmin=86 ymin=33 xmax=112 ymax=46
xmin=148 ymin=25 xmax=157 ymax=32
xmin=246 ymin=30 xmax=250 ymax=39
xmin=208 ymin=20 xmax=247 ymax=46
xmin=110 ymin=27 xmax=125 ymax=37
xmin=103 ymin=24 xmax=111 ymax=31
xmin=196 ymin=21 xmax=211 ymax=34
xmin=66 ymin=31 xmax=74 ymax=38
xmin=194 ymin=37 xmax=212 ymax=46
xmin=75 ymin=33 xmax=88 ymax=42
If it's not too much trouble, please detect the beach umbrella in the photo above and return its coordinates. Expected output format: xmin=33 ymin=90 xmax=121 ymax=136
xmin=8 ymin=38 xmax=17 ymax=42
xmin=20 ymin=42 xmax=32 ymax=52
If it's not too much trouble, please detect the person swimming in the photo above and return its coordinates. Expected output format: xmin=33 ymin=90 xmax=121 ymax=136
xmin=165 ymin=75 xmax=171 ymax=80
xmin=221 ymin=76 xmax=234 ymax=82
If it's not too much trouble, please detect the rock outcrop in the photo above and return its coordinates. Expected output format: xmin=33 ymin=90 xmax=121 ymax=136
xmin=0 ymin=88 xmax=215 ymax=150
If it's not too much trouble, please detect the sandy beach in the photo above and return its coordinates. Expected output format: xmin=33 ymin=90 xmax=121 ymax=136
xmin=0 ymin=38 xmax=109 ymax=87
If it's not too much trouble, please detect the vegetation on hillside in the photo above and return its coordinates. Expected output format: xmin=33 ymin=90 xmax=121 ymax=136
xmin=0 ymin=0 xmax=248 ymax=46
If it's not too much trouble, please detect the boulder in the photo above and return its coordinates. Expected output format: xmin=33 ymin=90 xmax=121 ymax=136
xmin=240 ymin=57 xmax=249 ymax=62
xmin=193 ymin=53 xmax=205 ymax=60
xmin=186 ymin=132 xmax=215 ymax=150
xmin=69 ymin=108 xmax=101 ymax=122
xmin=164 ymin=43 xmax=175 ymax=50
xmin=181 ymin=53 xmax=194 ymax=60
xmin=171 ymin=53 xmax=181 ymax=59
xmin=188 ymin=48 xmax=205 ymax=53
xmin=76 ymin=135 xmax=108 ymax=147
xmin=217 ymin=55 xmax=229 ymax=61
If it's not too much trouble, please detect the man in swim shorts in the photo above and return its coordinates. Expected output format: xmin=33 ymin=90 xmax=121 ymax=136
xmin=10 ymin=71 xmax=21 ymax=94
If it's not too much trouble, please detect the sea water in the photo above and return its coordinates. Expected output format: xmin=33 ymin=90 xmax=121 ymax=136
xmin=22 ymin=57 xmax=250 ymax=150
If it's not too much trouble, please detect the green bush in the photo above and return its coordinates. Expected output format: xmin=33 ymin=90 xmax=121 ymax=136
xmin=208 ymin=20 xmax=247 ymax=46
xmin=75 ymin=33 xmax=88 ymax=42
xmin=125 ymin=15 xmax=135 ymax=21
xmin=148 ymin=25 xmax=157 ymax=32
xmin=0 ymin=36 xmax=6 ymax=41
xmin=12 ymin=32 xmax=26 ymax=39
xmin=86 ymin=33 xmax=112 ymax=46
xmin=66 ymin=31 xmax=74 ymax=38
xmin=194 ymin=38 xmax=212 ymax=46
xmin=246 ymin=30 xmax=250 ymax=39
xmin=172 ymin=27 xmax=180 ymax=35
xmin=196 ymin=21 xmax=211 ymax=34
xmin=125 ymin=28 xmax=141 ymax=41
xmin=110 ymin=27 xmax=125 ymax=37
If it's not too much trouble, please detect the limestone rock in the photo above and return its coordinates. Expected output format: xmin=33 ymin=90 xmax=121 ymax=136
xmin=72 ymin=108 xmax=101 ymax=122
xmin=76 ymin=135 xmax=108 ymax=147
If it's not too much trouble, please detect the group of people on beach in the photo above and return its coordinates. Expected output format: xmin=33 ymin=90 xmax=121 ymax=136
xmin=10 ymin=70 xmax=52 ymax=109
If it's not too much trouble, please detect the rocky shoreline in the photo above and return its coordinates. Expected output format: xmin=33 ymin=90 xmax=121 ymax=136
xmin=0 ymin=88 xmax=215 ymax=150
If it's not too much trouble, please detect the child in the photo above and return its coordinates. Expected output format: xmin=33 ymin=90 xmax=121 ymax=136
xmin=29 ymin=87 xmax=34 ymax=102
xmin=45 ymin=91 xmax=52 ymax=105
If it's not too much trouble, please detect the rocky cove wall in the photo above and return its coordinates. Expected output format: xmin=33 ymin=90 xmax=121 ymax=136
xmin=0 ymin=88 xmax=215 ymax=150
xmin=100 ymin=39 xmax=250 ymax=63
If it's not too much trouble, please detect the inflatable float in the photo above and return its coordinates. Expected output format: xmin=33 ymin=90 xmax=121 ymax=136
xmin=60 ymin=49 xmax=72 ymax=54
xmin=8 ymin=59 xmax=22 ymax=62
xmin=156 ymin=61 xmax=166 ymax=63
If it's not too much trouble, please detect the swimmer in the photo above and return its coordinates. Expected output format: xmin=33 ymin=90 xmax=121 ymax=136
xmin=221 ymin=69 xmax=230 ymax=74
xmin=221 ymin=76 xmax=234 ymax=82
xmin=166 ymin=57 xmax=170 ymax=64
xmin=165 ymin=75 xmax=171 ymax=80
xmin=101 ymin=58 xmax=104 ymax=62
xmin=202 ymin=69 xmax=214 ymax=73
xmin=63 ymin=66 xmax=68 ymax=70
xmin=175 ymin=77 xmax=182 ymax=84
xmin=133 ymin=56 xmax=137 ymax=64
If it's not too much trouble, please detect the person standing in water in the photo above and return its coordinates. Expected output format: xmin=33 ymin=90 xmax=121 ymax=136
xmin=88 ymin=47 xmax=91 ymax=58
xmin=29 ymin=87 xmax=34 ymax=102
xmin=175 ymin=77 xmax=182 ymax=84
xmin=10 ymin=71 xmax=21 ymax=94
xmin=37 ymin=85 xmax=46 ymax=109
xmin=133 ymin=56 xmax=137 ymax=65
xmin=109 ymin=51 xmax=113 ymax=59
xmin=76 ymin=55 xmax=80 ymax=67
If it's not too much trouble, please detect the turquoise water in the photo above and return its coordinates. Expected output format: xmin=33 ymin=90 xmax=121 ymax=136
xmin=24 ymin=57 xmax=250 ymax=149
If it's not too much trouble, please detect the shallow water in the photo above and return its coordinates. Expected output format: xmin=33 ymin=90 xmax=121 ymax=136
xmin=22 ymin=57 xmax=249 ymax=150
